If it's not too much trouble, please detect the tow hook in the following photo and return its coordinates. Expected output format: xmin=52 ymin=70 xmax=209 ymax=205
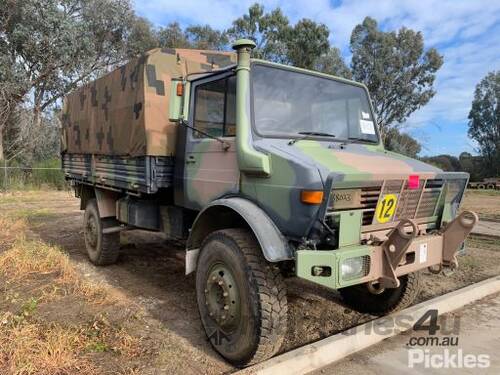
xmin=379 ymin=219 xmax=418 ymax=289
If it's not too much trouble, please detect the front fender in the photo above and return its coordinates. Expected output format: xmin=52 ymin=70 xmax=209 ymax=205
xmin=186 ymin=197 xmax=293 ymax=274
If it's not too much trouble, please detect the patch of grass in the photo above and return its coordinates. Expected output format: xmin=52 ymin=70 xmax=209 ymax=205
xmin=0 ymin=238 xmax=74 ymax=281
xmin=466 ymin=189 xmax=500 ymax=197
xmin=467 ymin=235 xmax=500 ymax=252
xmin=0 ymin=191 xmax=41 ymax=204
xmin=9 ymin=208 xmax=57 ymax=222
xmin=0 ymin=216 xmax=143 ymax=374
xmin=0 ymin=158 xmax=67 ymax=192
xmin=458 ymin=255 xmax=480 ymax=269
xmin=0 ymin=236 xmax=118 ymax=305
xmin=0 ymin=314 xmax=97 ymax=375
xmin=0 ymin=217 xmax=27 ymax=253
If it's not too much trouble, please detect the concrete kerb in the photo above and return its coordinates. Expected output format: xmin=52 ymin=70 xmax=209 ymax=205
xmin=240 ymin=275 xmax=500 ymax=375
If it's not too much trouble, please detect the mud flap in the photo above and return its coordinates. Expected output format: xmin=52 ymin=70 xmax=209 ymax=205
xmin=185 ymin=248 xmax=200 ymax=275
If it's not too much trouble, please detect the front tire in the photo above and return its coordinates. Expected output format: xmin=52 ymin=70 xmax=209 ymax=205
xmin=196 ymin=229 xmax=287 ymax=367
xmin=83 ymin=199 xmax=120 ymax=266
xmin=339 ymin=272 xmax=422 ymax=315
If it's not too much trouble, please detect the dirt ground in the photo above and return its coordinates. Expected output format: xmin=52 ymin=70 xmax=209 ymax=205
xmin=1 ymin=189 xmax=499 ymax=374
xmin=461 ymin=189 xmax=500 ymax=222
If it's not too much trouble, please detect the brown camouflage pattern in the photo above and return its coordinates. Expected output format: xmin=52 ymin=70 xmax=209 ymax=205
xmin=61 ymin=48 xmax=236 ymax=157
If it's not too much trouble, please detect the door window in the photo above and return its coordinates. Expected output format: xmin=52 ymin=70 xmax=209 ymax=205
xmin=193 ymin=76 xmax=236 ymax=138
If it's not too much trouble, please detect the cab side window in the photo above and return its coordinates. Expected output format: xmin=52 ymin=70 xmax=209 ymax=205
xmin=193 ymin=75 xmax=236 ymax=138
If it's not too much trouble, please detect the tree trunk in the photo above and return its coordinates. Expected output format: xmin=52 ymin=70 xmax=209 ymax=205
xmin=0 ymin=128 xmax=4 ymax=161
xmin=33 ymin=105 xmax=42 ymax=127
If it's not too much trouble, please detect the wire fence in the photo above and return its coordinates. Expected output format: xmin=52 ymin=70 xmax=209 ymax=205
xmin=0 ymin=159 xmax=67 ymax=191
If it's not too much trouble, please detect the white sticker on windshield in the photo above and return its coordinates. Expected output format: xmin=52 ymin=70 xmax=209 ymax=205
xmin=361 ymin=111 xmax=370 ymax=120
xmin=360 ymin=119 xmax=376 ymax=134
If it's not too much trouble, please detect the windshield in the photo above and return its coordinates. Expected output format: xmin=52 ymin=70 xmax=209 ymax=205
xmin=251 ymin=64 xmax=378 ymax=143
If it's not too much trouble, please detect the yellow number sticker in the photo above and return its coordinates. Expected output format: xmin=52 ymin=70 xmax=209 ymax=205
xmin=375 ymin=194 xmax=398 ymax=223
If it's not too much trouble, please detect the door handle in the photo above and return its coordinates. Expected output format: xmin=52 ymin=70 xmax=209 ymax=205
xmin=186 ymin=155 xmax=196 ymax=164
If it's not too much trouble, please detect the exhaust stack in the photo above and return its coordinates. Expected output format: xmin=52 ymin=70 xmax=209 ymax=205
xmin=232 ymin=39 xmax=270 ymax=176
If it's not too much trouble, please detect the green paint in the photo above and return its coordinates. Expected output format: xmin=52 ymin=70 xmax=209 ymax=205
xmin=233 ymin=40 xmax=271 ymax=176
xmin=185 ymin=140 xmax=211 ymax=205
xmin=338 ymin=210 xmax=362 ymax=247
xmin=296 ymin=245 xmax=371 ymax=290
xmin=168 ymin=78 xmax=183 ymax=121
xmin=251 ymin=154 xmax=296 ymax=220
xmin=294 ymin=141 xmax=371 ymax=181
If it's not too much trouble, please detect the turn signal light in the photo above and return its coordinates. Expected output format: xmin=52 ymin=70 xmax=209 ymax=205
xmin=176 ymin=82 xmax=184 ymax=96
xmin=301 ymin=190 xmax=324 ymax=205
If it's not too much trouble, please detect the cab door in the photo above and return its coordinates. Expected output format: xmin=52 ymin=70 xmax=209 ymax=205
xmin=182 ymin=72 xmax=239 ymax=210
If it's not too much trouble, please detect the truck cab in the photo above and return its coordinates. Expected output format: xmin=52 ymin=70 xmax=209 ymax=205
xmin=62 ymin=39 xmax=477 ymax=367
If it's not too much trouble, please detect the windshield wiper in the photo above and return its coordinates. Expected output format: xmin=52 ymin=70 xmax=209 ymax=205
xmin=346 ymin=136 xmax=377 ymax=144
xmin=288 ymin=131 xmax=336 ymax=145
xmin=298 ymin=131 xmax=336 ymax=137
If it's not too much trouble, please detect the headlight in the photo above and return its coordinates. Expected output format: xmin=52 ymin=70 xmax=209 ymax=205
xmin=341 ymin=256 xmax=370 ymax=280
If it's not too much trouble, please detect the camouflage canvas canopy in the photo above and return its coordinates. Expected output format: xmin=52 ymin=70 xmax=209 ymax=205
xmin=61 ymin=48 xmax=236 ymax=157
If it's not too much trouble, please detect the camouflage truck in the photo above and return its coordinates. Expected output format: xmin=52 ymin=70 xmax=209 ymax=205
xmin=62 ymin=39 xmax=478 ymax=366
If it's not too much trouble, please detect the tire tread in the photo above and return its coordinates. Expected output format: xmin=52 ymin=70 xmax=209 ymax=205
xmin=201 ymin=228 xmax=288 ymax=366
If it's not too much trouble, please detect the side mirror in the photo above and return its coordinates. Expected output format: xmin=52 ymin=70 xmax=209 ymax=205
xmin=169 ymin=79 xmax=184 ymax=121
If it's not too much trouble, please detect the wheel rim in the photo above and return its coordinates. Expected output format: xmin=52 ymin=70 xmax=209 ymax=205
xmin=85 ymin=214 xmax=98 ymax=249
xmin=205 ymin=263 xmax=240 ymax=331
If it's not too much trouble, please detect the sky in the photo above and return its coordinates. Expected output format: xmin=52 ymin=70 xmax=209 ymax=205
xmin=134 ymin=0 xmax=500 ymax=156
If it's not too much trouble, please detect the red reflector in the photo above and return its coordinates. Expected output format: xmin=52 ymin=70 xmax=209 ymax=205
xmin=408 ymin=175 xmax=420 ymax=189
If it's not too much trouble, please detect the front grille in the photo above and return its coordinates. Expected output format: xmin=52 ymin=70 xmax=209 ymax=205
xmin=382 ymin=179 xmax=443 ymax=226
xmin=361 ymin=186 xmax=381 ymax=225
xmin=359 ymin=178 xmax=445 ymax=226
xmin=394 ymin=179 xmax=424 ymax=220
xmin=328 ymin=178 xmax=454 ymax=229
xmin=416 ymin=179 xmax=444 ymax=218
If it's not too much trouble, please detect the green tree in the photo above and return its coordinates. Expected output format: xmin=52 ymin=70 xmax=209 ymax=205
xmin=185 ymin=25 xmax=228 ymax=50
xmin=0 ymin=0 xmax=151 ymax=160
xmin=459 ymin=152 xmax=482 ymax=180
xmin=468 ymin=71 xmax=500 ymax=177
xmin=285 ymin=19 xmax=329 ymax=69
xmin=314 ymin=47 xmax=352 ymax=79
xmin=421 ymin=154 xmax=461 ymax=171
xmin=1 ymin=0 xmax=138 ymax=129
xmin=350 ymin=17 xmax=443 ymax=141
xmin=156 ymin=23 xmax=229 ymax=50
xmin=384 ymin=129 xmax=421 ymax=158
xmin=126 ymin=16 xmax=159 ymax=56
xmin=227 ymin=3 xmax=289 ymax=62
xmin=157 ymin=22 xmax=191 ymax=48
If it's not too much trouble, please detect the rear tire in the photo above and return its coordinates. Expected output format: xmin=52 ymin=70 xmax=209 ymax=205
xmin=83 ymin=199 xmax=120 ymax=266
xmin=339 ymin=272 xmax=421 ymax=315
xmin=196 ymin=228 xmax=287 ymax=367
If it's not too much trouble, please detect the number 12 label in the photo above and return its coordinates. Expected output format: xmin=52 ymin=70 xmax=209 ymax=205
xmin=375 ymin=194 xmax=398 ymax=223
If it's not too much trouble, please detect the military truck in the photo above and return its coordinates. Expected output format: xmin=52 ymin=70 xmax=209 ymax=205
xmin=61 ymin=39 xmax=478 ymax=366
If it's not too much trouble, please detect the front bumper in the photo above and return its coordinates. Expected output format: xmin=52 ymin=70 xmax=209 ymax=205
xmin=296 ymin=211 xmax=478 ymax=290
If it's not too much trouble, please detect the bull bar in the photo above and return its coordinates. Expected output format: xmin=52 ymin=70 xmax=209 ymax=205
xmin=296 ymin=210 xmax=479 ymax=290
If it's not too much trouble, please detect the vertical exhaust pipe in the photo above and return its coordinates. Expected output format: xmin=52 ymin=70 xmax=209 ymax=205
xmin=232 ymin=39 xmax=270 ymax=176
